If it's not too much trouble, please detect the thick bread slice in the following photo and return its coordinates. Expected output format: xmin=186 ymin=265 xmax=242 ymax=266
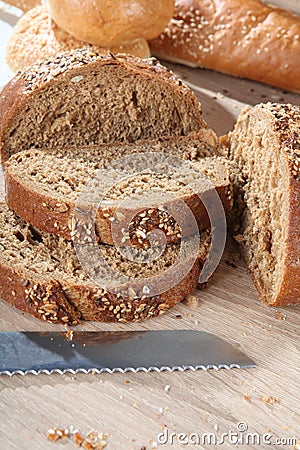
xmin=6 ymin=6 xmax=151 ymax=72
xmin=230 ymin=103 xmax=300 ymax=306
xmin=0 ymin=202 xmax=211 ymax=324
xmin=0 ymin=49 xmax=206 ymax=162
xmin=5 ymin=135 xmax=231 ymax=246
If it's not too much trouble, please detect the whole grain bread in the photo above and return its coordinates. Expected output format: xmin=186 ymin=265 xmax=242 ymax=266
xmin=6 ymin=6 xmax=151 ymax=72
xmin=230 ymin=102 xmax=300 ymax=306
xmin=0 ymin=49 xmax=206 ymax=162
xmin=5 ymin=134 xmax=231 ymax=246
xmin=0 ymin=202 xmax=211 ymax=324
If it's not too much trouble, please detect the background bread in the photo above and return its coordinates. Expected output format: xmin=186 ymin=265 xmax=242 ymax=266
xmin=0 ymin=50 xmax=206 ymax=162
xmin=150 ymin=0 xmax=300 ymax=93
xmin=1 ymin=0 xmax=40 ymax=11
xmin=44 ymin=0 xmax=174 ymax=47
xmin=230 ymin=103 xmax=300 ymax=306
xmin=6 ymin=6 xmax=150 ymax=72
xmin=0 ymin=202 xmax=211 ymax=324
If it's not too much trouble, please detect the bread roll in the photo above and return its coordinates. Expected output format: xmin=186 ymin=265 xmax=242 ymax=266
xmin=150 ymin=0 xmax=300 ymax=93
xmin=44 ymin=0 xmax=174 ymax=47
xmin=6 ymin=6 xmax=150 ymax=72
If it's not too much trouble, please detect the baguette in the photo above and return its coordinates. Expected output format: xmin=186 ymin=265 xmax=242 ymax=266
xmin=150 ymin=0 xmax=300 ymax=93
xmin=230 ymin=103 xmax=300 ymax=306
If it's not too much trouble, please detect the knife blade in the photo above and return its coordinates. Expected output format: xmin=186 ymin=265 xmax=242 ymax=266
xmin=0 ymin=330 xmax=255 ymax=376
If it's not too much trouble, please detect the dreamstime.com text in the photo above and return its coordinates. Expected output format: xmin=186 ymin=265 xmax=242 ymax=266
xmin=157 ymin=422 xmax=298 ymax=446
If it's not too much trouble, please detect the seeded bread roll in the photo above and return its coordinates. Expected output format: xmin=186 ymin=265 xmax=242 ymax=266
xmin=0 ymin=49 xmax=206 ymax=162
xmin=6 ymin=6 xmax=151 ymax=73
xmin=5 ymin=137 xmax=231 ymax=245
xmin=230 ymin=103 xmax=300 ymax=306
xmin=44 ymin=0 xmax=174 ymax=47
xmin=1 ymin=0 xmax=40 ymax=11
xmin=0 ymin=202 xmax=211 ymax=324
xmin=150 ymin=0 xmax=300 ymax=93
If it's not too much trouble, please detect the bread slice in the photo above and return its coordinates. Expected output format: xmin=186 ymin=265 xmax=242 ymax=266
xmin=230 ymin=103 xmax=300 ymax=306
xmin=0 ymin=202 xmax=211 ymax=324
xmin=0 ymin=49 xmax=207 ymax=162
xmin=6 ymin=6 xmax=150 ymax=73
xmin=5 ymin=134 xmax=231 ymax=246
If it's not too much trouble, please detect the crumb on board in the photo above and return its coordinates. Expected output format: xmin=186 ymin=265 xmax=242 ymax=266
xmin=184 ymin=295 xmax=199 ymax=308
xmin=275 ymin=310 xmax=287 ymax=321
xmin=65 ymin=330 xmax=74 ymax=341
xmin=47 ymin=427 xmax=108 ymax=449
xmin=260 ymin=395 xmax=280 ymax=405
xmin=243 ymin=394 xmax=251 ymax=401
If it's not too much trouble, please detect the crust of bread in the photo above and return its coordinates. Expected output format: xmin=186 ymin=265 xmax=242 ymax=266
xmin=6 ymin=6 xmax=151 ymax=73
xmin=0 ymin=262 xmax=81 ymax=325
xmin=2 ymin=0 xmax=40 ymax=11
xmin=150 ymin=0 xmax=300 ymax=93
xmin=0 ymin=49 xmax=205 ymax=162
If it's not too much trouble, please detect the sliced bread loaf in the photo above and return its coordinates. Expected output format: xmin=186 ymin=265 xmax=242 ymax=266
xmin=230 ymin=103 xmax=300 ymax=306
xmin=0 ymin=49 xmax=207 ymax=162
xmin=5 ymin=135 xmax=231 ymax=246
xmin=6 ymin=6 xmax=150 ymax=72
xmin=0 ymin=202 xmax=211 ymax=324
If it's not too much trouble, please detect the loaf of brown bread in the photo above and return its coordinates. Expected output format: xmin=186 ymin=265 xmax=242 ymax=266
xmin=150 ymin=0 xmax=300 ymax=93
xmin=0 ymin=49 xmax=207 ymax=162
xmin=5 ymin=138 xmax=231 ymax=245
xmin=230 ymin=103 xmax=300 ymax=306
xmin=6 ymin=6 xmax=151 ymax=72
xmin=0 ymin=202 xmax=211 ymax=324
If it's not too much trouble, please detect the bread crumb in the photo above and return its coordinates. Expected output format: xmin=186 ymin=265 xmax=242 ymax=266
xmin=47 ymin=427 xmax=107 ymax=449
xmin=185 ymin=295 xmax=199 ymax=308
xmin=65 ymin=330 xmax=74 ymax=341
xmin=243 ymin=394 xmax=251 ymax=401
xmin=275 ymin=310 xmax=287 ymax=321
xmin=260 ymin=395 xmax=280 ymax=405
xmin=164 ymin=385 xmax=171 ymax=392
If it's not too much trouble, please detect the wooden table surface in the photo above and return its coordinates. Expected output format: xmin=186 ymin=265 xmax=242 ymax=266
xmin=0 ymin=4 xmax=299 ymax=450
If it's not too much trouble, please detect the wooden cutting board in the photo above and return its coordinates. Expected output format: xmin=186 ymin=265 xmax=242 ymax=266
xmin=0 ymin=4 xmax=299 ymax=450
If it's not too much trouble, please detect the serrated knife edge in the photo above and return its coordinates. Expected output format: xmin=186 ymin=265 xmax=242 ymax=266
xmin=0 ymin=363 xmax=255 ymax=377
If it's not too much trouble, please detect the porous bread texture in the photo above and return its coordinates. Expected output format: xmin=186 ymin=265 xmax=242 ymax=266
xmin=5 ymin=134 xmax=231 ymax=246
xmin=6 ymin=6 xmax=151 ymax=72
xmin=0 ymin=49 xmax=206 ymax=162
xmin=230 ymin=102 xmax=300 ymax=306
xmin=0 ymin=202 xmax=211 ymax=324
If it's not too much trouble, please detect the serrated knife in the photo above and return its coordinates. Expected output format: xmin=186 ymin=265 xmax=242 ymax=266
xmin=0 ymin=330 xmax=255 ymax=376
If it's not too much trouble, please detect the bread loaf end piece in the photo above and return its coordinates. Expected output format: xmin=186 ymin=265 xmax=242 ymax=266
xmin=0 ymin=49 xmax=206 ymax=162
xmin=230 ymin=102 xmax=300 ymax=306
